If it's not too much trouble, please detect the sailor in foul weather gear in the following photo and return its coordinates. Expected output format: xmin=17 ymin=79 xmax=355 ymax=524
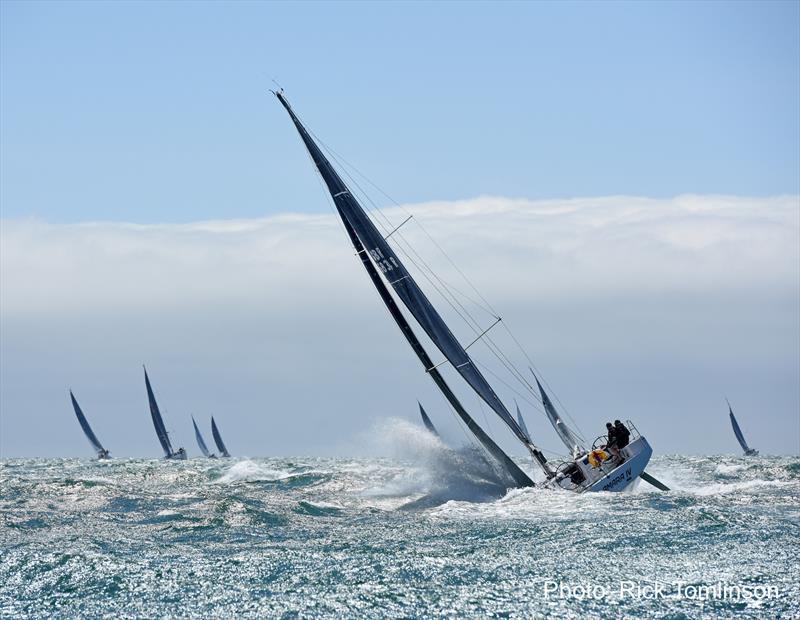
xmin=614 ymin=420 xmax=631 ymax=449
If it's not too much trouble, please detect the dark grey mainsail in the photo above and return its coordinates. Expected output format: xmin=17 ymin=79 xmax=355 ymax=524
xmin=533 ymin=374 xmax=586 ymax=457
xmin=69 ymin=390 xmax=110 ymax=459
xmin=727 ymin=399 xmax=757 ymax=456
xmin=192 ymin=416 xmax=215 ymax=458
xmin=418 ymin=402 xmax=440 ymax=438
xmin=211 ymin=416 xmax=231 ymax=457
xmin=143 ymin=366 xmax=185 ymax=459
xmin=275 ymin=92 xmax=531 ymax=450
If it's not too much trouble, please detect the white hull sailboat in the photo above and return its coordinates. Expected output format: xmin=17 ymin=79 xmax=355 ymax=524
xmin=727 ymin=399 xmax=758 ymax=456
xmin=275 ymin=91 xmax=666 ymax=493
xmin=144 ymin=366 xmax=187 ymax=460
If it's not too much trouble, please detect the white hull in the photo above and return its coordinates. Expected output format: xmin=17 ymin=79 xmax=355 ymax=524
xmin=550 ymin=435 xmax=653 ymax=493
xmin=584 ymin=437 xmax=652 ymax=492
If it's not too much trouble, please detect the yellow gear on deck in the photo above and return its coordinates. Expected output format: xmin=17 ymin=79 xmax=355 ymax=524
xmin=588 ymin=449 xmax=609 ymax=468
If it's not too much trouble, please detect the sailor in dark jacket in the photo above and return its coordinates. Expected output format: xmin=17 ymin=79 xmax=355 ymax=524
xmin=614 ymin=420 xmax=631 ymax=449
xmin=604 ymin=422 xmax=618 ymax=449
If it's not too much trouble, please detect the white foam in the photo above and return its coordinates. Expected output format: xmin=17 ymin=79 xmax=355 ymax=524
xmin=215 ymin=460 xmax=293 ymax=484
xmin=714 ymin=463 xmax=745 ymax=475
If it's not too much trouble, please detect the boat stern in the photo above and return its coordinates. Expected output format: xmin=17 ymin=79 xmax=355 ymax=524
xmin=585 ymin=436 xmax=652 ymax=492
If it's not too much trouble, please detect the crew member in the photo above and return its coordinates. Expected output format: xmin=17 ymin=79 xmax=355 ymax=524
xmin=614 ymin=420 xmax=631 ymax=449
xmin=604 ymin=422 xmax=617 ymax=450
xmin=604 ymin=422 xmax=622 ymax=461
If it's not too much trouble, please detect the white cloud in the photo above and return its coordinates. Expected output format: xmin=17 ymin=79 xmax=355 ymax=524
xmin=1 ymin=195 xmax=798 ymax=457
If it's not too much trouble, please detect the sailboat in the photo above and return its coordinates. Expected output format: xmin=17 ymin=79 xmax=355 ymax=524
xmin=143 ymin=366 xmax=186 ymax=460
xmin=418 ymin=402 xmax=440 ymax=438
xmin=275 ymin=91 xmax=663 ymax=493
xmin=727 ymin=399 xmax=758 ymax=456
xmin=211 ymin=416 xmax=231 ymax=457
xmin=192 ymin=416 xmax=217 ymax=458
xmin=69 ymin=390 xmax=111 ymax=459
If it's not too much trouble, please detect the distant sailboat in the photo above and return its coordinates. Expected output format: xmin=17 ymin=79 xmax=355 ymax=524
xmin=143 ymin=366 xmax=186 ymax=460
xmin=69 ymin=390 xmax=110 ymax=459
xmin=418 ymin=402 xmax=440 ymax=438
xmin=727 ymin=399 xmax=758 ymax=456
xmin=276 ymin=90 xmax=661 ymax=492
xmin=192 ymin=416 xmax=216 ymax=458
xmin=514 ymin=400 xmax=532 ymax=443
xmin=210 ymin=416 xmax=231 ymax=457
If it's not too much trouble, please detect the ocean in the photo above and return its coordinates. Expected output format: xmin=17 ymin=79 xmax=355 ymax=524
xmin=2 ymin=428 xmax=798 ymax=619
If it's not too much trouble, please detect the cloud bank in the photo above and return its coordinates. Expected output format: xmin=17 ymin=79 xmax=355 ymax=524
xmin=1 ymin=195 xmax=798 ymax=457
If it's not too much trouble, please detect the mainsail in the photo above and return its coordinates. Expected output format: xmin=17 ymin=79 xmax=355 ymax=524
xmin=533 ymin=374 xmax=586 ymax=457
xmin=211 ymin=416 xmax=231 ymax=457
xmin=418 ymin=402 xmax=440 ymax=438
xmin=69 ymin=390 xmax=108 ymax=457
xmin=144 ymin=366 xmax=174 ymax=458
xmin=192 ymin=416 xmax=214 ymax=458
xmin=727 ymin=400 xmax=752 ymax=453
xmin=338 ymin=206 xmax=534 ymax=486
xmin=275 ymin=92 xmax=532 ymax=452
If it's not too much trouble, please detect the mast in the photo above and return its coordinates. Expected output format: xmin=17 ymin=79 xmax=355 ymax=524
xmin=211 ymin=416 xmax=231 ymax=457
xmin=275 ymin=91 xmax=551 ymax=478
xmin=144 ymin=366 xmax=174 ymax=457
xmin=69 ymin=390 xmax=108 ymax=457
xmin=339 ymin=210 xmax=534 ymax=486
xmin=275 ymin=93 xmax=529 ymax=442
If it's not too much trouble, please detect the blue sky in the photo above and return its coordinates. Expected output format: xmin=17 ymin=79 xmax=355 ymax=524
xmin=1 ymin=2 xmax=798 ymax=458
xmin=2 ymin=1 xmax=798 ymax=223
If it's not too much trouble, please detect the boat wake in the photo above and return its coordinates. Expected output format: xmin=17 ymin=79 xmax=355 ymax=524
xmin=363 ymin=419 xmax=512 ymax=510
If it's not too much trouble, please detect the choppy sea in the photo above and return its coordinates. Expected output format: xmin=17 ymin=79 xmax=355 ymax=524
xmin=2 ymin=425 xmax=798 ymax=618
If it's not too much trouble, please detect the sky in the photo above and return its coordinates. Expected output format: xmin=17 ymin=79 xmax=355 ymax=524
xmin=1 ymin=1 xmax=798 ymax=458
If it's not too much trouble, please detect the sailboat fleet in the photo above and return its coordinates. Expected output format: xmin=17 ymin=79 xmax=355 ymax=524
xmin=69 ymin=367 xmax=232 ymax=460
xmin=65 ymin=91 xmax=762 ymax=486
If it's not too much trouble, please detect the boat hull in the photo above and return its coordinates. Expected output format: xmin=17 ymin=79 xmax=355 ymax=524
xmin=552 ymin=436 xmax=653 ymax=493
xmin=584 ymin=437 xmax=652 ymax=492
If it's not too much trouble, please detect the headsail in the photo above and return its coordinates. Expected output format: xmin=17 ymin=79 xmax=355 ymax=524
xmin=514 ymin=400 xmax=532 ymax=442
xmin=69 ymin=390 xmax=108 ymax=457
xmin=727 ymin=399 xmax=751 ymax=453
xmin=192 ymin=416 xmax=214 ymax=457
xmin=144 ymin=366 xmax=174 ymax=458
xmin=533 ymin=373 xmax=586 ymax=457
xmin=275 ymin=92 xmax=530 ymax=450
xmin=418 ymin=402 xmax=440 ymax=438
xmin=211 ymin=416 xmax=231 ymax=457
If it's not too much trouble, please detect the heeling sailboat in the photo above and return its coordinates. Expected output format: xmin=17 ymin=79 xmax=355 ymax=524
xmin=192 ymin=416 xmax=216 ymax=458
xmin=275 ymin=91 xmax=657 ymax=493
xmin=69 ymin=390 xmax=111 ymax=459
xmin=143 ymin=366 xmax=187 ymax=460
xmin=727 ymin=399 xmax=758 ymax=456
xmin=418 ymin=402 xmax=440 ymax=438
xmin=211 ymin=416 xmax=231 ymax=457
